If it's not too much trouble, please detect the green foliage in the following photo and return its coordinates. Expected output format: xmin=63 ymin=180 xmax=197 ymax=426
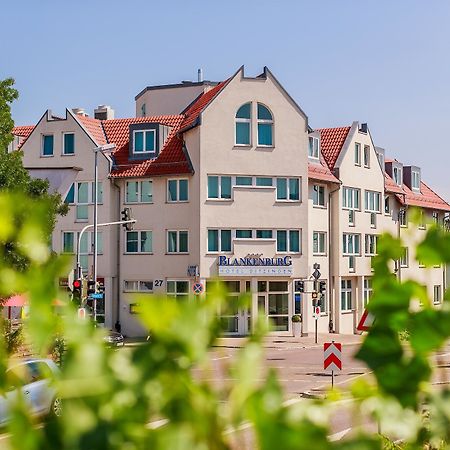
xmin=0 ymin=78 xmax=18 ymax=152
xmin=1 ymin=319 xmax=24 ymax=356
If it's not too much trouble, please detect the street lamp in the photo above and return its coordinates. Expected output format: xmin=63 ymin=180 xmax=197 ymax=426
xmin=93 ymin=143 xmax=115 ymax=321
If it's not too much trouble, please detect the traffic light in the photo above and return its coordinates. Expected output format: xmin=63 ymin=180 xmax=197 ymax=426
xmin=121 ymin=207 xmax=134 ymax=231
xmin=295 ymin=280 xmax=305 ymax=293
xmin=72 ymin=279 xmax=82 ymax=304
xmin=96 ymin=281 xmax=105 ymax=294
xmin=87 ymin=280 xmax=96 ymax=296
xmin=319 ymin=281 xmax=326 ymax=294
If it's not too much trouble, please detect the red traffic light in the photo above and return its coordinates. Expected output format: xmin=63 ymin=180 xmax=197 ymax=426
xmin=73 ymin=280 xmax=81 ymax=289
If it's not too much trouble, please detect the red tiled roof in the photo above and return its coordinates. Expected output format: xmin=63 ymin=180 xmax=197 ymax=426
xmin=180 ymin=80 xmax=229 ymax=131
xmin=12 ymin=125 xmax=34 ymax=138
xmin=396 ymin=181 xmax=450 ymax=212
xmin=308 ymin=160 xmax=339 ymax=183
xmin=75 ymin=114 xmax=107 ymax=146
xmin=102 ymin=116 xmax=191 ymax=178
xmin=317 ymin=126 xmax=351 ymax=170
xmin=384 ymin=173 xmax=404 ymax=194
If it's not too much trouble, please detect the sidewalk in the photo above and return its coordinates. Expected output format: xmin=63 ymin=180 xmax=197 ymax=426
xmin=214 ymin=332 xmax=363 ymax=350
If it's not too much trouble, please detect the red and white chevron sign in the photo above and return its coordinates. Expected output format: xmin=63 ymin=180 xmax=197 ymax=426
xmin=324 ymin=342 xmax=342 ymax=371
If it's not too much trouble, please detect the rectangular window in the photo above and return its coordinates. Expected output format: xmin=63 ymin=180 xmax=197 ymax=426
xmin=208 ymin=229 xmax=232 ymax=252
xmin=312 ymin=185 xmax=325 ymax=206
xmin=276 ymin=178 xmax=300 ymax=201
xmin=133 ymin=130 xmax=155 ymax=153
xmin=348 ymin=210 xmax=355 ymax=226
xmin=384 ymin=196 xmax=390 ymax=215
xmin=434 ymin=285 xmax=441 ymax=304
xmin=65 ymin=184 xmax=75 ymax=204
xmin=342 ymin=187 xmax=360 ymax=210
xmin=63 ymin=133 xmax=75 ymax=155
xmin=277 ymin=230 xmax=301 ymax=253
xmin=236 ymin=229 xmax=253 ymax=239
xmin=432 ymin=211 xmax=439 ymax=225
xmin=255 ymin=177 xmax=273 ymax=187
xmin=341 ymin=279 xmax=352 ymax=311
xmin=126 ymin=181 xmax=152 ymax=203
xmin=363 ymin=145 xmax=370 ymax=167
xmin=235 ymin=176 xmax=252 ymax=186
xmin=257 ymin=123 xmax=273 ymax=146
xmin=308 ymin=137 xmax=319 ymax=158
xmin=42 ymin=135 xmax=54 ymax=156
xmin=365 ymin=234 xmax=378 ymax=255
xmin=126 ymin=231 xmax=152 ymax=253
xmin=124 ymin=280 xmax=153 ymax=292
xmin=370 ymin=212 xmax=377 ymax=228
xmin=208 ymin=176 xmax=232 ymax=199
xmin=256 ymin=230 xmax=273 ymax=239
xmin=313 ymin=232 xmax=326 ymax=255
xmin=393 ymin=167 xmax=402 ymax=186
xmin=167 ymin=280 xmax=190 ymax=300
xmin=62 ymin=232 xmax=74 ymax=253
xmin=400 ymin=210 xmax=407 ymax=227
xmin=167 ymin=179 xmax=189 ymax=202
xmin=343 ymin=233 xmax=361 ymax=255
xmin=400 ymin=247 xmax=408 ymax=267
xmin=167 ymin=230 xmax=189 ymax=253
xmin=363 ymin=278 xmax=372 ymax=307
xmin=354 ymin=143 xmax=361 ymax=165
xmin=236 ymin=122 xmax=251 ymax=145
xmin=365 ymin=191 xmax=381 ymax=213
xmin=412 ymin=171 xmax=420 ymax=190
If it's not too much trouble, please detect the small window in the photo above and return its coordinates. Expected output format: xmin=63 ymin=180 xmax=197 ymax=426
xmin=124 ymin=280 xmax=153 ymax=292
xmin=255 ymin=177 xmax=273 ymax=187
xmin=276 ymin=230 xmax=300 ymax=253
xmin=393 ymin=166 xmax=402 ymax=186
xmin=432 ymin=211 xmax=439 ymax=225
xmin=343 ymin=233 xmax=360 ymax=255
xmin=236 ymin=229 xmax=253 ymax=239
xmin=208 ymin=229 xmax=232 ymax=253
xmin=63 ymin=133 xmax=75 ymax=155
xmin=62 ymin=232 xmax=75 ymax=253
xmin=363 ymin=145 xmax=370 ymax=167
xmin=342 ymin=187 xmax=360 ymax=210
xmin=348 ymin=210 xmax=355 ymax=226
xmin=354 ymin=143 xmax=361 ymax=166
xmin=126 ymin=181 xmax=153 ymax=203
xmin=276 ymin=178 xmax=300 ymax=201
xmin=312 ymin=185 xmax=325 ymax=206
xmin=42 ymin=135 xmax=54 ymax=156
xmin=411 ymin=171 xmax=420 ymax=190
xmin=141 ymin=103 xmax=146 ymax=117
xmin=399 ymin=210 xmax=407 ymax=227
xmin=365 ymin=191 xmax=381 ymax=213
xmin=400 ymin=247 xmax=408 ymax=267
xmin=341 ymin=279 xmax=352 ymax=311
xmin=207 ymin=175 xmax=232 ymax=199
xmin=363 ymin=278 xmax=373 ymax=307
xmin=308 ymin=137 xmax=319 ymax=159
xmin=365 ymin=234 xmax=378 ymax=255
xmin=257 ymin=103 xmax=273 ymax=146
xmin=434 ymin=285 xmax=442 ymax=304
xmin=370 ymin=212 xmax=377 ymax=228
xmin=313 ymin=232 xmax=326 ymax=255
xmin=256 ymin=230 xmax=273 ymax=239
xmin=384 ymin=196 xmax=390 ymax=215
xmin=235 ymin=176 xmax=253 ymax=186
xmin=167 ymin=280 xmax=190 ymax=300
xmin=167 ymin=231 xmax=189 ymax=253
xmin=65 ymin=184 xmax=75 ymax=204
xmin=133 ymin=130 xmax=155 ymax=153
xmin=126 ymin=231 xmax=152 ymax=253
xmin=235 ymin=103 xmax=251 ymax=146
xmin=167 ymin=179 xmax=189 ymax=202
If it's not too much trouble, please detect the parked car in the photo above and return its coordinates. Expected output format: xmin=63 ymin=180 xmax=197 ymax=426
xmin=0 ymin=359 xmax=61 ymax=426
xmin=103 ymin=331 xmax=124 ymax=348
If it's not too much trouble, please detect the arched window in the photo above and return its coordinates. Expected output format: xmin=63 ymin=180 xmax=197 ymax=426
xmin=235 ymin=103 xmax=251 ymax=145
xmin=257 ymin=103 xmax=273 ymax=146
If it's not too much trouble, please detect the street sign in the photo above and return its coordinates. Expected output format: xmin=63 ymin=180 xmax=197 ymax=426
xmin=90 ymin=293 xmax=104 ymax=299
xmin=192 ymin=282 xmax=204 ymax=295
xmin=77 ymin=307 xmax=86 ymax=320
xmin=357 ymin=309 xmax=374 ymax=331
xmin=313 ymin=306 xmax=321 ymax=319
xmin=312 ymin=269 xmax=321 ymax=280
xmin=324 ymin=342 xmax=342 ymax=372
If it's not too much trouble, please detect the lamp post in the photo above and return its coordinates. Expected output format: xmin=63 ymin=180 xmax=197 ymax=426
xmin=93 ymin=143 xmax=115 ymax=322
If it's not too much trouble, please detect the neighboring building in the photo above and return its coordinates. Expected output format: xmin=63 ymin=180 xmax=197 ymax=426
xmin=12 ymin=69 xmax=450 ymax=337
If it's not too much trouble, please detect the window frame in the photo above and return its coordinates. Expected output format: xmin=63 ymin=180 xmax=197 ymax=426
xmin=308 ymin=136 xmax=320 ymax=159
xmin=400 ymin=247 xmax=408 ymax=268
xmin=342 ymin=233 xmax=361 ymax=256
xmin=342 ymin=187 xmax=361 ymax=210
xmin=276 ymin=229 xmax=301 ymax=254
xmin=276 ymin=177 xmax=301 ymax=202
xmin=363 ymin=145 xmax=370 ymax=168
xmin=125 ymin=230 xmax=153 ymax=254
xmin=256 ymin=103 xmax=274 ymax=147
xmin=354 ymin=143 xmax=361 ymax=166
xmin=207 ymin=229 xmax=232 ymax=253
xmin=312 ymin=231 xmax=327 ymax=255
xmin=433 ymin=285 xmax=442 ymax=304
xmin=341 ymin=279 xmax=353 ymax=312
xmin=125 ymin=180 xmax=153 ymax=204
xmin=166 ymin=280 xmax=190 ymax=300
xmin=41 ymin=134 xmax=54 ymax=157
xmin=62 ymin=132 xmax=75 ymax=156
xmin=123 ymin=280 xmax=154 ymax=293
xmin=365 ymin=234 xmax=378 ymax=256
xmin=364 ymin=190 xmax=382 ymax=213
xmin=234 ymin=103 xmax=252 ymax=147
xmin=167 ymin=178 xmax=189 ymax=203
xmin=167 ymin=230 xmax=189 ymax=254
xmin=312 ymin=184 xmax=325 ymax=207
xmin=132 ymin=129 xmax=156 ymax=154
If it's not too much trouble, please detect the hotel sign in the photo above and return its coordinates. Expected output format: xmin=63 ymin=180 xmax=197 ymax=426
xmin=217 ymin=254 xmax=293 ymax=276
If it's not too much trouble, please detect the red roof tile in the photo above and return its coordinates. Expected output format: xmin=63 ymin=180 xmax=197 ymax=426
xmin=180 ymin=80 xmax=228 ymax=131
xmin=396 ymin=181 xmax=450 ymax=212
xmin=102 ymin=116 xmax=191 ymax=178
xmin=75 ymin=114 xmax=107 ymax=146
xmin=318 ymin=126 xmax=351 ymax=170
xmin=12 ymin=125 xmax=34 ymax=138
xmin=308 ymin=160 xmax=339 ymax=183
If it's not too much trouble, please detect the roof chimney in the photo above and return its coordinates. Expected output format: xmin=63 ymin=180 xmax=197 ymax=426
xmin=94 ymin=105 xmax=115 ymax=120
xmin=197 ymin=68 xmax=203 ymax=82
xmin=72 ymin=108 xmax=88 ymax=117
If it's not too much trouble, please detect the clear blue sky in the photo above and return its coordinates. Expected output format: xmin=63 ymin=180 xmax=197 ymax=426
xmin=2 ymin=0 xmax=449 ymax=200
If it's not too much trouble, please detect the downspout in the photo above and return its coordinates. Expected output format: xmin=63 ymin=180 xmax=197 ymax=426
xmin=397 ymin=193 xmax=407 ymax=283
xmin=113 ymin=178 xmax=122 ymax=332
xmin=328 ymin=181 xmax=342 ymax=333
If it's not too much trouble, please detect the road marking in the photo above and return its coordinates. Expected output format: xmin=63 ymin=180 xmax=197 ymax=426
xmin=210 ymin=356 xmax=231 ymax=361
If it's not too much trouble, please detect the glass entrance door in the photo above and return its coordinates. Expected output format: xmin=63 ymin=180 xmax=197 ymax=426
xmin=257 ymin=280 xmax=290 ymax=332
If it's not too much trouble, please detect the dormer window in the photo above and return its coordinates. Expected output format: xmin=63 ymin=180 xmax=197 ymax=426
xmin=393 ymin=166 xmax=402 ymax=186
xmin=133 ymin=130 xmax=155 ymax=154
xmin=411 ymin=170 xmax=420 ymax=191
xmin=308 ymin=137 xmax=319 ymax=159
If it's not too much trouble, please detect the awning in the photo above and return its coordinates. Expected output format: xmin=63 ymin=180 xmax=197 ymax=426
xmin=26 ymin=167 xmax=82 ymax=197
